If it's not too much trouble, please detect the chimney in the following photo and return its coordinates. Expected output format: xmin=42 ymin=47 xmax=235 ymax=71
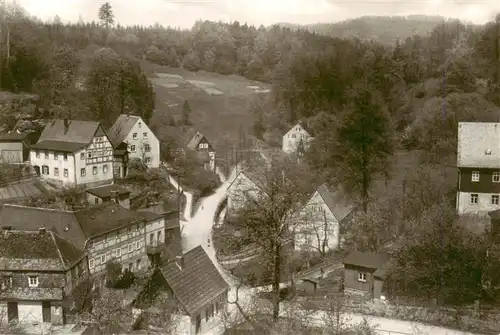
xmin=63 ymin=118 xmax=69 ymax=134
xmin=38 ymin=227 xmax=46 ymax=234
xmin=175 ymin=255 xmax=184 ymax=270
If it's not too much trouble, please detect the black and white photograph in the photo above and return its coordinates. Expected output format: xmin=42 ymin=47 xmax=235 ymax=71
xmin=0 ymin=0 xmax=500 ymax=334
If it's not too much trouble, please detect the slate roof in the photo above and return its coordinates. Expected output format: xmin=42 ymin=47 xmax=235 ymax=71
xmin=159 ymin=245 xmax=229 ymax=316
xmin=0 ymin=203 xmax=163 ymax=249
xmin=0 ymin=132 xmax=29 ymax=142
xmin=31 ymin=140 xmax=87 ymax=153
xmin=343 ymin=251 xmax=390 ymax=270
xmin=315 ymin=183 xmax=356 ymax=222
xmin=107 ymin=114 xmax=140 ymax=148
xmin=85 ymin=184 xmax=131 ymax=199
xmin=185 ymin=130 xmax=215 ymax=153
xmin=0 ymin=230 xmax=84 ymax=271
xmin=137 ymin=207 xmax=181 ymax=229
xmin=38 ymin=119 xmax=101 ymax=145
xmin=457 ymin=122 xmax=500 ymax=168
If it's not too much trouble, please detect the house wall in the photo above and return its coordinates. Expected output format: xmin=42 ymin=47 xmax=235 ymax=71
xmin=122 ymin=118 xmax=160 ymax=168
xmin=344 ymin=265 xmax=374 ymax=296
xmin=373 ymin=278 xmax=384 ymax=299
xmin=66 ymin=256 xmax=90 ymax=293
xmin=457 ymin=191 xmax=500 ymax=214
xmin=30 ymin=150 xmax=77 ymax=186
xmin=282 ymin=124 xmax=312 ymax=154
xmin=189 ymin=290 xmax=228 ymax=335
xmin=457 ymin=168 xmax=500 ymax=214
xmin=88 ymin=218 xmax=165 ymax=275
xmin=0 ymin=142 xmax=23 ymax=163
xmin=227 ymin=173 xmax=260 ymax=212
xmin=74 ymin=134 xmax=114 ymax=187
xmin=294 ymin=191 xmax=340 ymax=253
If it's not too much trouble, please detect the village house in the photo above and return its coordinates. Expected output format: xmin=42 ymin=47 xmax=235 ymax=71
xmin=282 ymin=122 xmax=314 ymax=155
xmin=133 ymin=246 xmax=229 ymax=335
xmin=137 ymin=207 xmax=182 ymax=257
xmin=29 ymin=119 xmax=114 ymax=188
xmin=456 ymin=122 xmax=500 ymax=215
xmin=226 ymin=167 xmax=266 ymax=214
xmin=186 ymin=131 xmax=216 ymax=172
xmin=0 ymin=131 xmax=40 ymax=164
xmin=85 ymin=184 xmax=131 ymax=209
xmin=107 ymin=114 xmax=160 ymax=169
xmin=0 ymin=202 xmax=167 ymax=279
xmin=294 ymin=183 xmax=355 ymax=253
xmin=343 ymin=251 xmax=390 ymax=300
xmin=0 ymin=228 xmax=88 ymax=326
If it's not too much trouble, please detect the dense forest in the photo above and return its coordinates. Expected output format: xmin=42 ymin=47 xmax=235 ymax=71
xmin=2 ymin=1 xmax=500 ymax=311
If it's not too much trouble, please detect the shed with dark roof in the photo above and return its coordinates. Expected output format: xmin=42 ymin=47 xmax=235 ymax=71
xmin=343 ymin=251 xmax=390 ymax=300
xmin=85 ymin=184 xmax=131 ymax=208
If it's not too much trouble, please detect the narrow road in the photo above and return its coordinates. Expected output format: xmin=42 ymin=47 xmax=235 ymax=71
xmin=167 ymin=174 xmax=193 ymax=220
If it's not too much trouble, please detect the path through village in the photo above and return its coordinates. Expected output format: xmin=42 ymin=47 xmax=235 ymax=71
xmin=175 ymin=169 xmax=478 ymax=335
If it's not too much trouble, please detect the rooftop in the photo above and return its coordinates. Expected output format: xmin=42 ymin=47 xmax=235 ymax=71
xmin=37 ymin=119 xmax=103 ymax=146
xmin=31 ymin=140 xmax=87 ymax=153
xmin=315 ymin=183 xmax=356 ymax=222
xmin=85 ymin=184 xmax=131 ymax=199
xmin=343 ymin=251 xmax=390 ymax=270
xmin=107 ymin=114 xmax=142 ymax=148
xmin=159 ymin=245 xmax=229 ymax=316
xmin=0 ymin=229 xmax=84 ymax=271
xmin=457 ymin=122 xmax=500 ymax=168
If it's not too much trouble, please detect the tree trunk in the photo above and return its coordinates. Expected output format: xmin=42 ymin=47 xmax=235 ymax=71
xmin=272 ymin=242 xmax=281 ymax=321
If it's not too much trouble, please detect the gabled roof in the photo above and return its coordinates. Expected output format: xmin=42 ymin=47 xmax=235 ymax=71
xmin=159 ymin=246 xmax=229 ymax=316
xmin=0 ymin=230 xmax=84 ymax=271
xmin=38 ymin=119 xmax=101 ymax=145
xmin=0 ymin=203 xmax=163 ymax=249
xmin=107 ymin=114 xmax=141 ymax=148
xmin=457 ymin=122 xmax=500 ymax=168
xmin=31 ymin=140 xmax=87 ymax=153
xmin=186 ymin=131 xmax=205 ymax=150
xmin=286 ymin=121 xmax=314 ymax=137
xmin=85 ymin=184 xmax=130 ymax=199
xmin=343 ymin=251 xmax=390 ymax=270
xmin=315 ymin=183 xmax=355 ymax=222
xmin=0 ymin=132 xmax=29 ymax=142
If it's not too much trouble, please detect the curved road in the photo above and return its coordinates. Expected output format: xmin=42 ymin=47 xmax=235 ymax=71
xmin=180 ymin=169 xmax=480 ymax=335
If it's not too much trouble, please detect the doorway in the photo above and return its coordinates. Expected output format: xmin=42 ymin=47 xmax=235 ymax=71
xmin=42 ymin=301 xmax=51 ymax=323
xmin=33 ymin=165 xmax=41 ymax=177
xmin=7 ymin=302 xmax=18 ymax=323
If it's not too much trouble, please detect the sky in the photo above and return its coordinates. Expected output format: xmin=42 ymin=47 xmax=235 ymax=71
xmin=12 ymin=0 xmax=500 ymax=29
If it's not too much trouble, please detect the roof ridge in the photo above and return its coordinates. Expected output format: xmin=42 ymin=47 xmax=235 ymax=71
xmin=4 ymin=204 xmax=74 ymax=214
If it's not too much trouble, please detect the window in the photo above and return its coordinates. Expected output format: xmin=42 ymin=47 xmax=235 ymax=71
xmin=80 ymin=152 xmax=84 ymax=160
xmin=103 ymin=164 xmax=108 ymax=173
xmin=101 ymin=254 xmax=106 ymax=263
xmin=130 ymin=145 xmax=136 ymax=152
xmin=136 ymin=241 xmax=141 ymax=250
xmin=138 ymin=122 xmax=142 ymax=128
xmin=63 ymin=169 xmax=68 ymax=177
xmin=28 ymin=276 xmax=39 ymax=288
xmin=87 ymin=152 xmax=92 ymax=159
xmin=54 ymin=152 xmax=59 ymax=160
xmin=494 ymin=172 xmax=500 ymax=183
xmin=35 ymin=150 xmax=40 ymax=158
xmin=471 ymin=193 xmax=479 ymax=204
xmin=116 ymin=248 xmax=121 ymax=257
xmin=132 ymin=132 xmax=138 ymax=139
xmin=145 ymin=157 xmax=151 ymax=165
xmin=129 ymin=263 xmax=133 ymax=271
xmin=149 ymin=233 xmax=154 ymax=245
xmin=44 ymin=151 xmax=49 ymax=159
xmin=144 ymin=144 xmax=151 ymax=152
xmin=2 ymin=275 xmax=12 ymax=289
xmin=93 ymin=166 xmax=98 ymax=175
xmin=63 ymin=153 xmax=68 ymax=161
xmin=157 ymin=231 xmax=162 ymax=243
xmin=80 ymin=168 xmax=86 ymax=177
xmin=89 ymin=259 xmax=94 ymax=268
xmin=42 ymin=166 xmax=49 ymax=175
xmin=136 ymin=259 xmax=141 ymax=270
xmin=128 ymin=244 xmax=133 ymax=253
xmin=199 ymin=143 xmax=204 ymax=149
xmin=54 ymin=167 xmax=59 ymax=176
xmin=143 ymin=132 xmax=148 ymax=139
xmin=95 ymin=198 xmax=99 ymax=205
xmin=358 ymin=272 xmax=367 ymax=282
xmin=292 ymin=134 xmax=296 ymax=138
xmin=472 ymin=171 xmax=480 ymax=182
xmin=493 ymin=195 xmax=500 ymax=205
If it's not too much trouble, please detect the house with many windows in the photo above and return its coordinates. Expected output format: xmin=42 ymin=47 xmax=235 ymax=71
xmin=456 ymin=122 xmax=500 ymax=215
xmin=282 ymin=122 xmax=314 ymax=155
xmin=133 ymin=246 xmax=229 ymax=334
xmin=0 ymin=203 xmax=166 ymax=279
xmin=29 ymin=119 xmax=114 ymax=188
xmin=107 ymin=114 xmax=160 ymax=169
xmin=0 ymin=228 xmax=88 ymax=326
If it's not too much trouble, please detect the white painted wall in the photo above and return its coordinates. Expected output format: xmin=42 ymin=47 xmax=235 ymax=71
xmin=18 ymin=301 xmax=42 ymax=324
xmin=227 ymin=173 xmax=260 ymax=212
xmin=122 ymin=117 xmax=160 ymax=168
xmin=75 ymin=136 xmax=114 ymax=186
xmin=294 ymin=191 xmax=340 ymax=252
xmin=457 ymin=191 xmax=500 ymax=215
xmin=30 ymin=150 xmax=77 ymax=186
xmin=282 ymin=123 xmax=313 ymax=154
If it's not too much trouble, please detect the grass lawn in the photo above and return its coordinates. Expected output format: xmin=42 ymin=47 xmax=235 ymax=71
xmin=142 ymin=61 xmax=270 ymax=158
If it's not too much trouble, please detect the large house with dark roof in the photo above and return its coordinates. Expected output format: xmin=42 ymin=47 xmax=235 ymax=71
xmin=0 ymin=229 xmax=88 ymax=326
xmin=107 ymin=114 xmax=160 ymax=169
xmin=29 ymin=118 xmax=114 ymax=187
xmin=282 ymin=122 xmax=314 ymax=155
xmin=133 ymin=245 xmax=229 ymax=335
xmin=456 ymin=122 xmax=500 ymax=215
xmin=343 ymin=251 xmax=390 ymax=300
xmin=0 ymin=202 xmax=167 ymax=278
xmin=293 ymin=183 xmax=355 ymax=253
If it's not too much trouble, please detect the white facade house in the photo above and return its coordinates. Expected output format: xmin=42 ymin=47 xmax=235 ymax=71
xmin=294 ymin=184 xmax=355 ymax=253
xmin=108 ymin=114 xmax=160 ymax=168
xmin=30 ymin=119 xmax=114 ymax=188
xmin=226 ymin=170 xmax=264 ymax=213
xmin=282 ymin=122 xmax=314 ymax=154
